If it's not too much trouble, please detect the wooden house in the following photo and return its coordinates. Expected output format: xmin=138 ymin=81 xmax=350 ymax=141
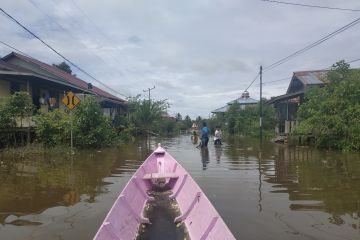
xmin=0 ymin=52 xmax=127 ymax=125
xmin=267 ymin=70 xmax=328 ymax=135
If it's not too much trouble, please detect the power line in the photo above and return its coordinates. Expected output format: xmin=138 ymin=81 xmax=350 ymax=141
xmin=26 ymin=0 xmax=133 ymax=96
xmin=244 ymin=73 xmax=260 ymax=91
xmin=254 ymin=57 xmax=360 ymax=87
xmin=64 ymin=0 xmax=146 ymax=90
xmin=255 ymin=77 xmax=290 ymax=86
xmin=261 ymin=0 xmax=360 ymax=12
xmin=0 ymin=39 xmax=32 ymax=58
xmin=0 ymin=40 xmax=100 ymax=92
xmin=347 ymin=57 xmax=360 ymax=64
xmin=264 ymin=17 xmax=360 ymax=72
xmin=0 ymin=7 xmax=128 ymax=98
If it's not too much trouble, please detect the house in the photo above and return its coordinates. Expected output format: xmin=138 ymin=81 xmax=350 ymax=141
xmin=0 ymin=52 xmax=127 ymax=122
xmin=267 ymin=70 xmax=328 ymax=135
xmin=211 ymin=91 xmax=258 ymax=114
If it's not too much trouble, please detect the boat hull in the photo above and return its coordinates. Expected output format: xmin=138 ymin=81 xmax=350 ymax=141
xmin=94 ymin=145 xmax=235 ymax=240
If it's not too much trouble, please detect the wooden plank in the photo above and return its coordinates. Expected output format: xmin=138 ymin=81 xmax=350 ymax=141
xmin=142 ymin=172 xmax=179 ymax=180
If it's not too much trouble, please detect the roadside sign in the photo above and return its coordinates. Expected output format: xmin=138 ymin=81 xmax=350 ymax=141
xmin=62 ymin=91 xmax=80 ymax=110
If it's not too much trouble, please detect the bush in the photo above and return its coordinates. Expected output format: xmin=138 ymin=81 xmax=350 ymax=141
xmin=221 ymin=100 xmax=276 ymax=138
xmin=73 ymin=96 xmax=118 ymax=148
xmin=33 ymin=110 xmax=70 ymax=147
xmin=0 ymin=92 xmax=34 ymax=147
xmin=297 ymin=61 xmax=360 ymax=151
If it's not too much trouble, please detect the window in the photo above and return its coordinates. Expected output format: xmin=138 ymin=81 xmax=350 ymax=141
xmin=10 ymin=82 xmax=20 ymax=94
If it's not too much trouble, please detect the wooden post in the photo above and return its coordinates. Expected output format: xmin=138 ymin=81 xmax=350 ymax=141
xmin=70 ymin=111 xmax=74 ymax=155
xmin=27 ymin=80 xmax=31 ymax=145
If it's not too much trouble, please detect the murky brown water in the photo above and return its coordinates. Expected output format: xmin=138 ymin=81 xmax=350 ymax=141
xmin=0 ymin=135 xmax=359 ymax=240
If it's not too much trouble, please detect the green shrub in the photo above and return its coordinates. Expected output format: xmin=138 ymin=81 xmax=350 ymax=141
xmin=297 ymin=61 xmax=360 ymax=151
xmin=33 ymin=109 xmax=70 ymax=147
xmin=73 ymin=96 xmax=118 ymax=148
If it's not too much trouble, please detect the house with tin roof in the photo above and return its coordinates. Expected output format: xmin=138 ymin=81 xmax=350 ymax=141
xmin=267 ymin=70 xmax=328 ymax=135
xmin=211 ymin=91 xmax=258 ymax=114
xmin=0 ymin=52 xmax=127 ymax=121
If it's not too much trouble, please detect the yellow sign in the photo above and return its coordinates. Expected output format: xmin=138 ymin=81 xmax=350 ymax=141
xmin=62 ymin=91 xmax=80 ymax=110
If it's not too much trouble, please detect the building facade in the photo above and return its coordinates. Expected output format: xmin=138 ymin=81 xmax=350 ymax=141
xmin=267 ymin=70 xmax=328 ymax=135
xmin=0 ymin=52 xmax=127 ymax=126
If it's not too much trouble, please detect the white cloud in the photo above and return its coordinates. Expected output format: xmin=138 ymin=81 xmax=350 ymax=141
xmin=1 ymin=0 xmax=360 ymax=118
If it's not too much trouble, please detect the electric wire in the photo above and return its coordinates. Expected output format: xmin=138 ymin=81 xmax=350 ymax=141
xmin=61 ymin=0 xmax=146 ymax=90
xmin=26 ymin=0 xmax=133 ymax=96
xmin=0 ymin=7 xmax=128 ymax=98
xmin=263 ymin=17 xmax=360 ymax=72
xmin=261 ymin=0 xmax=360 ymax=12
xmin=253 ymin=57 xmax=360 ymax=88
xmin=0 ymin=39 xmax=32 ymax=58
xmin=244 ymin=73 xmax=260 ymax=91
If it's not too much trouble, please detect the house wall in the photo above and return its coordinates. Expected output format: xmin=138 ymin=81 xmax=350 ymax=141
xmin=0 ymin=79 xmax=10 ymax=97
xmin=0 ymin=78 xmax=31 ymax=96
xmin=287 ymin=78 xmax=304 ymax=93
xmin=103 ymin=108 xmax=111 ymax=118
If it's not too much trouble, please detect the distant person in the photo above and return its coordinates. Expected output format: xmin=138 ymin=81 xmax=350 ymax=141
xmin=214 ymin=126 xmax=222 ymax=145
xmin=200 ymin=122 xmax=209 ymax=148
xmin=191 ymin=130 xmax=198 ymax=144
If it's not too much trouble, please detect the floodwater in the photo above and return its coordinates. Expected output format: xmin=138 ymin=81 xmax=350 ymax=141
xmin=0 ymin=135 xmax=359 ymax=240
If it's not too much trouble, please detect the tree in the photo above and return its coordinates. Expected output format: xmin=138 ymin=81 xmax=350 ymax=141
xmin=73 ymin=96 xmax=117 ymax=148
xmin=0 ymin=92 xmax=34 ymax=146
xmin=226 ymin=102 xmax=240 ymax=134
xmin=128 ymin=97 xmax=169 ymax=132
xmin=183 ymin=115 xmax=192 ymax=129
xmin=53 ymin=61 xmax=72 ymax=74
xmin=175 ymin=113 xmax=182 ymax=121
xmin=296 ymin=61 xmax=360 ymax=151
xmin=6 ymin=92 xmax=34 ymax=127
xmin=222 ymin=100 xmax=275 ymax=137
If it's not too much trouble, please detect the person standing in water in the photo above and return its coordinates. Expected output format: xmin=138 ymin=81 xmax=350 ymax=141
xmin=200 ymin=122 xmax=209 ymax=148
xmin=214 ymin=125 xmax=222 ymax=145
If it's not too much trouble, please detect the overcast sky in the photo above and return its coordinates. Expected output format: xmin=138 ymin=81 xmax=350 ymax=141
xmin=1 ymin=0 xmax=360 ymax=118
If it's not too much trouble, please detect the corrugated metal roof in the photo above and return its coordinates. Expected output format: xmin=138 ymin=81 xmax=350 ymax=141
xmin=211 ymin=105 xmax=229 ymax=113
xmin=227 ymin=97 xmax=258 ymax=105
xmin=294 ymin=70 xmax=328 ymax=85
xmin=266 ymin=91 xmax=304 ymax=105
xmin=212 ymin=97 xmax=258 ymax=113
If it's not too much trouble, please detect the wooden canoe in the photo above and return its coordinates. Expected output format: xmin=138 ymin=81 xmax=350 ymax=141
xmin=94 ymin=144 xmax=235 ymax=240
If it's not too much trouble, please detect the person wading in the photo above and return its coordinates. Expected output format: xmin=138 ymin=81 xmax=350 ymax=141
xmin=200 ymin=122 xmax=209 ymax=148
xmin=214 ymin=125 xmax=222 ymax=145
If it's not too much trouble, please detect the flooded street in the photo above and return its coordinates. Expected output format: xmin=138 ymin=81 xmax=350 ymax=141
xmin=0 ymin=135 xmax=359 ymax=240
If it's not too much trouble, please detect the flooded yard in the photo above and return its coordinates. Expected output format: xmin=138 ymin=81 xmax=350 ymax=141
xmin=0 ymin=135 xmax=359 ymax=240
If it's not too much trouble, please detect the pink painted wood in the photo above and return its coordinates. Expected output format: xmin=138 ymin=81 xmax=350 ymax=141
xmin=93 ymin=144 xmax=235 ymax=240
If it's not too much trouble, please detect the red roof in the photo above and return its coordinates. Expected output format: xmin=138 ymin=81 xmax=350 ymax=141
xmin=2 ymin=52 xmax=127 ymax=104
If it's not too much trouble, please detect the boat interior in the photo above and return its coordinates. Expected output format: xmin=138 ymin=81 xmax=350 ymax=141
xmin=94 ymin=145 xmax=235 ymax=240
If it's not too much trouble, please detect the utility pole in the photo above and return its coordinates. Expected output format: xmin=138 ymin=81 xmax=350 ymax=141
xmin=143 ymin=86 xmax=155 ymax=101
xmin=259 ymin=65 xmax=263 ymax=142
xmin=143 ymin=86 xmax=155 ymax=145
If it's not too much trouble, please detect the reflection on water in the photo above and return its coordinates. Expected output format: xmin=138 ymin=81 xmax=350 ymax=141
xmin=200 ymin=148 xmax=209 ymax=170
xmin=214 ymin=145 xmax=222 ymax=164
xmin=0 ymin=135 xmax=359 ymax=240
